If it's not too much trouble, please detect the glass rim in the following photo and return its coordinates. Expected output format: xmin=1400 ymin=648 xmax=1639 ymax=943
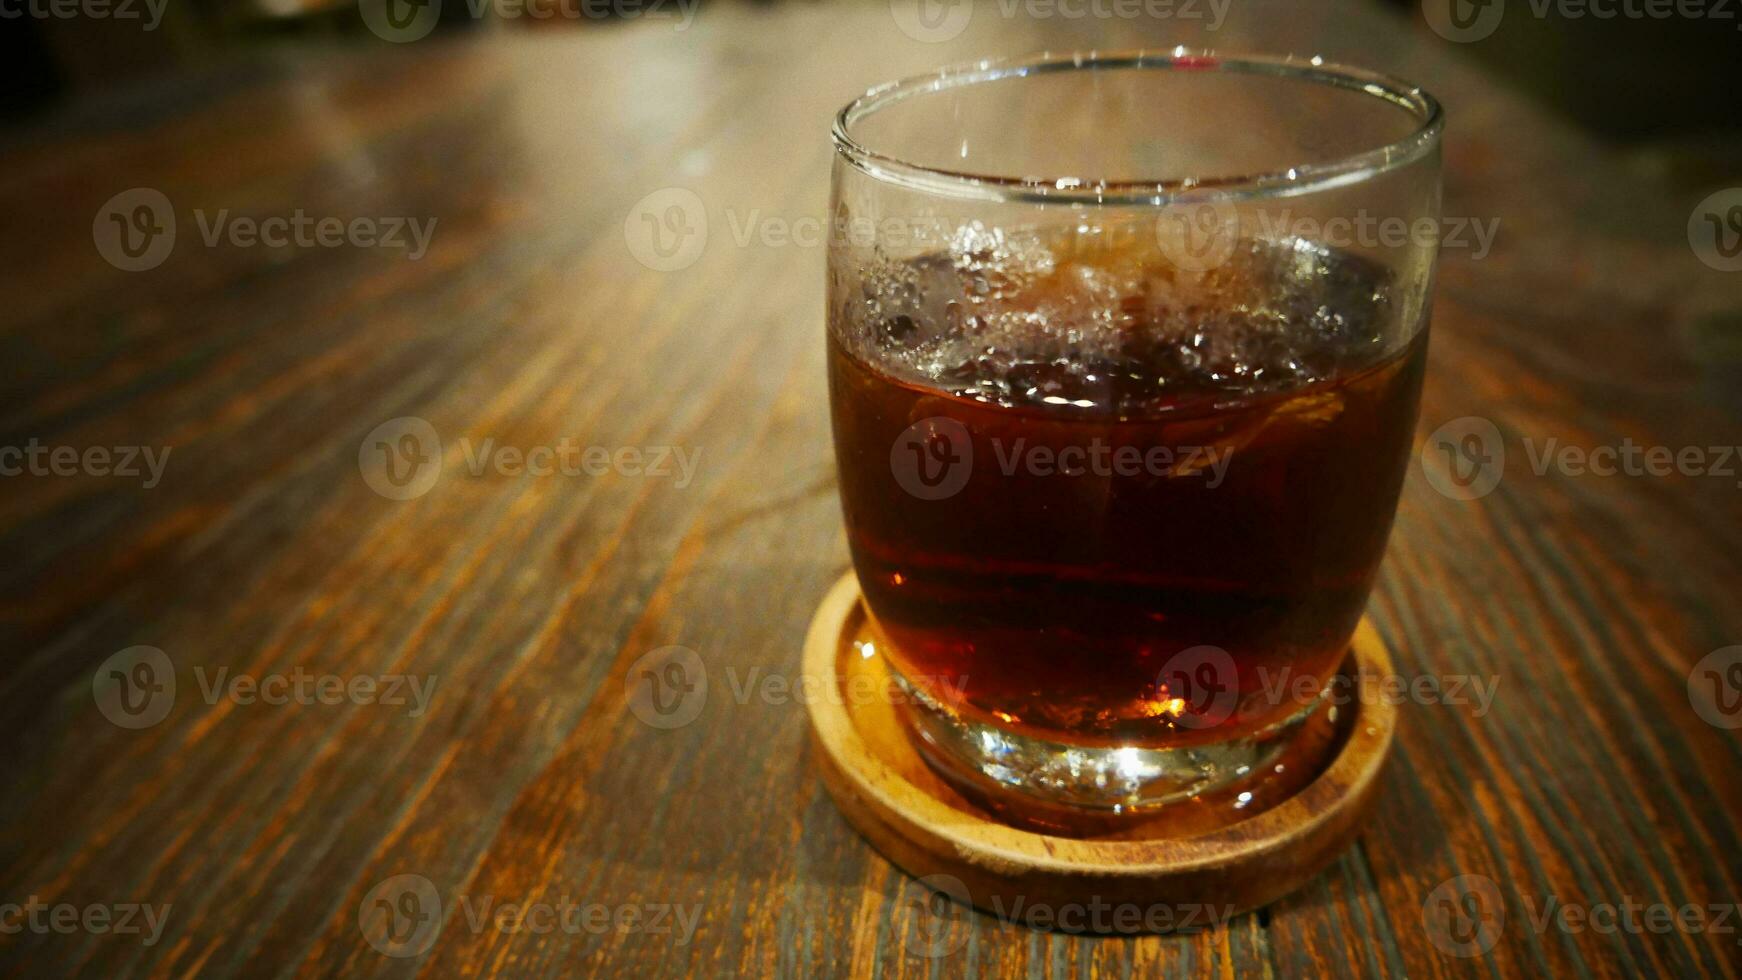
xmin=832 ymin=49 xmax=1444 ymax=207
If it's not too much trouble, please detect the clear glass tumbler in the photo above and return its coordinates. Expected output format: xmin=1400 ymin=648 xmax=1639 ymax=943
xmin=826 ymin=51 xmax=1442 ymax=817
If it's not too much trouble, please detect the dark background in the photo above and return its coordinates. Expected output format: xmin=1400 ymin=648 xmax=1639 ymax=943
xmin=7 ymin=0 xmax=1742 ymax=195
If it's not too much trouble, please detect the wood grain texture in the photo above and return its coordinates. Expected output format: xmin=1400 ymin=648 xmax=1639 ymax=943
xmin=0 ymin=1 xmax=1739 ymax=976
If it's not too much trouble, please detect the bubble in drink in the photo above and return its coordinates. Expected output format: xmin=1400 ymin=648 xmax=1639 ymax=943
xmin=828 ymin=228 xmax=1427 ymax=747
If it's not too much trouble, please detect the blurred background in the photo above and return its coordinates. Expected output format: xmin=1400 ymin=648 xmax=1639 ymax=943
xmin=6 ymin=0 xmax=1741 ymax=191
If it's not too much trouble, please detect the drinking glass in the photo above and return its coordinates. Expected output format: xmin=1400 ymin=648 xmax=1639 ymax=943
xmin=826 ymin=51 xmax=1442 ymax=816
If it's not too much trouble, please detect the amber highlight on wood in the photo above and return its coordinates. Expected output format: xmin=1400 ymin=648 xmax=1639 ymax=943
xmin=805 ymin=572 xmax=1398 ymax=929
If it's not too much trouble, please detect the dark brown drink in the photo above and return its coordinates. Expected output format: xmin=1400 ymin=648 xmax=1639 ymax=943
xmin=828 ymin=229 xmax=1426 ymax=750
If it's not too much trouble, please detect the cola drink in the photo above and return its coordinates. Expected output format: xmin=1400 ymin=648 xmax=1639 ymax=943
xmin=828 ymin=227 xmax=1427 ymax=748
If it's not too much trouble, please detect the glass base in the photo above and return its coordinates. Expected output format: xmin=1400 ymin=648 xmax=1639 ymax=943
xmin=890 ymin=668 xmax=1325 ymax=817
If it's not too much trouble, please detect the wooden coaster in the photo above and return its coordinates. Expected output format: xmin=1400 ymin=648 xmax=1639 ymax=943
xmin=804 ymin=571 xmax=1397 ymax=929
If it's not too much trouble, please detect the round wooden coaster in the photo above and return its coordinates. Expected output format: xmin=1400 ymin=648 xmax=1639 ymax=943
xmin=803 ymin=571 xmax=1397 ymax=930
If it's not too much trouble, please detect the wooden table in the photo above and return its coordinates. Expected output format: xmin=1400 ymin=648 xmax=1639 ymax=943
xmin=3 ymin=1 xmax=1739 ymax=975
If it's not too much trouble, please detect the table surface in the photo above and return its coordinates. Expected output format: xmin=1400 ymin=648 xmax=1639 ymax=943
xmin=3 ymin=1 xmax=1740 ymax=976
